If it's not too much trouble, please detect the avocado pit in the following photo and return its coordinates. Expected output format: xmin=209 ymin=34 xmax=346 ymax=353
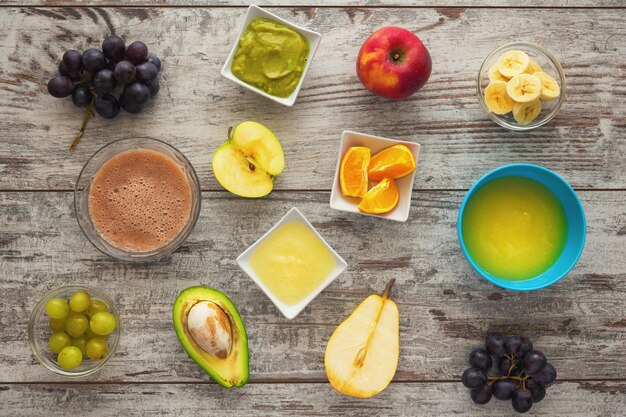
xmin=187 ymin=301 xmax=232 ymax=359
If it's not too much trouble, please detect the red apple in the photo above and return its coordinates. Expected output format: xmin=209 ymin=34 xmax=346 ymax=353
xmin=356 ymin=26 xmax=432 ymax=100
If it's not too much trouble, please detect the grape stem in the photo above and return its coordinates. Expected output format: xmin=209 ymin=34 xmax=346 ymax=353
xmin=69 ymin=94 xmax=95 ymax=151
xmin=487 ymin=358 xmax=530 ymax=391
xmin=488 ymin=375 xmax=528 ymax=382
xmin=486 ymin=354 xmax=532 ymax=387
xmin=506 ymin=353 xmax=517 ymax=375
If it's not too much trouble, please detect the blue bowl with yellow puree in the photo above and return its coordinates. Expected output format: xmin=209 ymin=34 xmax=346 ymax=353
xmin=458 ymin=164 xmax=586 ymax=291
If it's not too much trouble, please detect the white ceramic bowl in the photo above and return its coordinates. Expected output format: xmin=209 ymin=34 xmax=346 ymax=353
xmin=330 ymin=130 xmax=421 ymax=222
xmin=236 ymin=207 xmax=347 ymax=319
xmin=221 ymin=4 xmax=322 ymax=107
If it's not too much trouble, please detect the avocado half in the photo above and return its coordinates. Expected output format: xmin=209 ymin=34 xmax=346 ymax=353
xmin=172 ymin=286 xmax=249 ymax=388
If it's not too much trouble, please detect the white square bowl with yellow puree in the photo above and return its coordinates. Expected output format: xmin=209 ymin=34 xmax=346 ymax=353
xmin=236 ymin=207 xmax=347 ymax=319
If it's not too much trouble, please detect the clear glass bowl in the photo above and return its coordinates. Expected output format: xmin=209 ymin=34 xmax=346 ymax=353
xmin=477 ymin=41 xmax=566 ymax=131
xmin=74 ymin=138 xmax=201 ymax=262
xmin=28 ymin=285 xmax=120 ymax=378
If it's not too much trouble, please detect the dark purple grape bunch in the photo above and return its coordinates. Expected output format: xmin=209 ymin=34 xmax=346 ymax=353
xmin=462 ymin=334 xmax=557 ymax=414
xmin=46 ymin=36 xmax=162 ymax=149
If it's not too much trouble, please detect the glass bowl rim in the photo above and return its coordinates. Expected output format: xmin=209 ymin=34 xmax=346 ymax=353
xmin=74 ymin=137 xmax=202 ymax=263
xmin=28 ymin=285 xmax=121 ymax=378
xmin=476 ymin=41 xmax=566 ymax=131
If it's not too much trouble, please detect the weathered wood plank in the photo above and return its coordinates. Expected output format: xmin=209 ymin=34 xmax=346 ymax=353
xmin=0 ymin=191 xmax=624 ymax=382
xmin=1 ymin=1 xmax=624 ymax=7
xmin=1 ymin=381 xmax=625 ymax=417
xmin=0 ymin=7 xmax=624 ymax=190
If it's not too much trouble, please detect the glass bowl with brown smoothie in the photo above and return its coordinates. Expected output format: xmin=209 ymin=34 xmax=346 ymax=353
xmin=75 ymin=138 xmax=201 ymax=262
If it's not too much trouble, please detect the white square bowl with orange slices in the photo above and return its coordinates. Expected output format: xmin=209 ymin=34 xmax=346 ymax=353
xmin=329 ymin=131 xmax=420 ymax=222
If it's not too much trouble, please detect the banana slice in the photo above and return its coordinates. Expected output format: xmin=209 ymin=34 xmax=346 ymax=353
xmin=506 ymin=74 xmax=542 ymax=103
xmin=484 ymin=80 xmax=515 ymax=115
xmin=526 ymin=60 xmax=543 ymax=74
xmin=488 ymin=64 xmax=509 ymax=82
xmin=534 ymin=71 xmax=561 ymax=101
xmin=513 ymin=100 xmax=542 ymax=125
xmin=497 ymin=50 xmax=530 ymax=78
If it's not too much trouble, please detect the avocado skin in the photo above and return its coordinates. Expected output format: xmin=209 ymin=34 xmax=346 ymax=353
xmin=172 ymin=286 xmax=249 ymax=388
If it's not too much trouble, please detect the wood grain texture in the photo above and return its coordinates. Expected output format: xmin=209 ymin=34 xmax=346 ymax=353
xmin=1 ymin=381 xmax=625 ymax=417
xmin=1 ymin=1 xmax=625 ymax=7
xmin=0 ymin=191 xmax=624 ymax=383
xmin=0 ymin=3 xmax=625 ymax=415
xmin=0 ymin=7 xmax=625 ymax=190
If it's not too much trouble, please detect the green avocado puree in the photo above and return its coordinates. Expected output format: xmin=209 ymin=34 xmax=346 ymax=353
xmin=232 ymin=18 xmax=310 ymax=98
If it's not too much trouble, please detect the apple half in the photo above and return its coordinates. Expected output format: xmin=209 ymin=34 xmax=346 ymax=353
xmin=212 ymin=121 xmax=285 ymax=198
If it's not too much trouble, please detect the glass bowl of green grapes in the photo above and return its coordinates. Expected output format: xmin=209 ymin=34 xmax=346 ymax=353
xmin=28 ymin=285 xmax=120 ymax=377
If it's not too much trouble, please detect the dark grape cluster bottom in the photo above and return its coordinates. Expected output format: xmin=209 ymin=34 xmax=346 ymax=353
xmin=462 ymin=335 xmax=557 ymax=413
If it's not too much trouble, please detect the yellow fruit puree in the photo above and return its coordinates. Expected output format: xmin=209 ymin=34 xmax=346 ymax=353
xmin=462 ymin=176 xmax=567 ymax=280
xmin=249 ymin=221 xmax=335 ymax=305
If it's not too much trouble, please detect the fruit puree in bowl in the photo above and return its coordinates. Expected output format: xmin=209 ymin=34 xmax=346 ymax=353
xmin=248 ymin=221 xmax=336 ymax=306
xmin=221 ymin=5 xmax=321 ymax=106
xmin=75 ymin=138 xmax=201 ymax=262
xmin=237 ymin=208 xmax=347 ymax=319
xmin=88 ymin=148 xmax=192 ymax=252
xmin=231 ymin=18 xmax=310 ymax=98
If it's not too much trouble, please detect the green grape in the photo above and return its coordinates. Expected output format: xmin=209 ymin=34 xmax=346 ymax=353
xmin=45 ymin=297 xmax=69 ymax=319
xmin=71 ymin=334 xmax=89 ymax=356
xmin=85 ymin=337 xmax=108 ymax=360
xmin=69 ymin=290 xmax=91 ymax=313
xmin=66 ymin=313 xmax=89 ymax=337
xmin=49 ymin=317 xmax=68 ymax=332
xmin=86 ymin=299 xmax=108 ymax=317
xmin=48 ymin=332 xmax=71 ymax=354
xmin=57 ymin=346 xmax=82 ymax=370
xmin=86 ymin=325 xmax=97 ymax=339
xmin=90 ymin=312 xmax=116 ymax=336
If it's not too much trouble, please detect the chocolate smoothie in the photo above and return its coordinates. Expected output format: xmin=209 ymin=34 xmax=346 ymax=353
xmin=88 ymin=148 xmax=193 ymax=252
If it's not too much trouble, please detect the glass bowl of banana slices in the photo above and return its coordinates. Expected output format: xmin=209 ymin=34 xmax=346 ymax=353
xmin=477 ymin=41 xmax=565 ymax=131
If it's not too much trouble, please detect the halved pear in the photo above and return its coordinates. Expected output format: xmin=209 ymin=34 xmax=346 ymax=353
xmin=211 ymin=121 xmax=285 ymax=198
xmin=324 ymin=279 xmax=399 ymax=398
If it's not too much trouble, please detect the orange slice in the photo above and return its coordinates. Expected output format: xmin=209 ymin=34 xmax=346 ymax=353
xmin=358 ymin=178 xmax=399 ymax=214
xmin=340 ymin=146 xmax=371 ymax=198
xmin=368 ymin=144 xmax=416 ymax=181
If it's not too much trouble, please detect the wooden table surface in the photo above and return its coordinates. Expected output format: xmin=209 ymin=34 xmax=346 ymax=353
xmin=0 ymin=1 xmax=625 ymax=416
